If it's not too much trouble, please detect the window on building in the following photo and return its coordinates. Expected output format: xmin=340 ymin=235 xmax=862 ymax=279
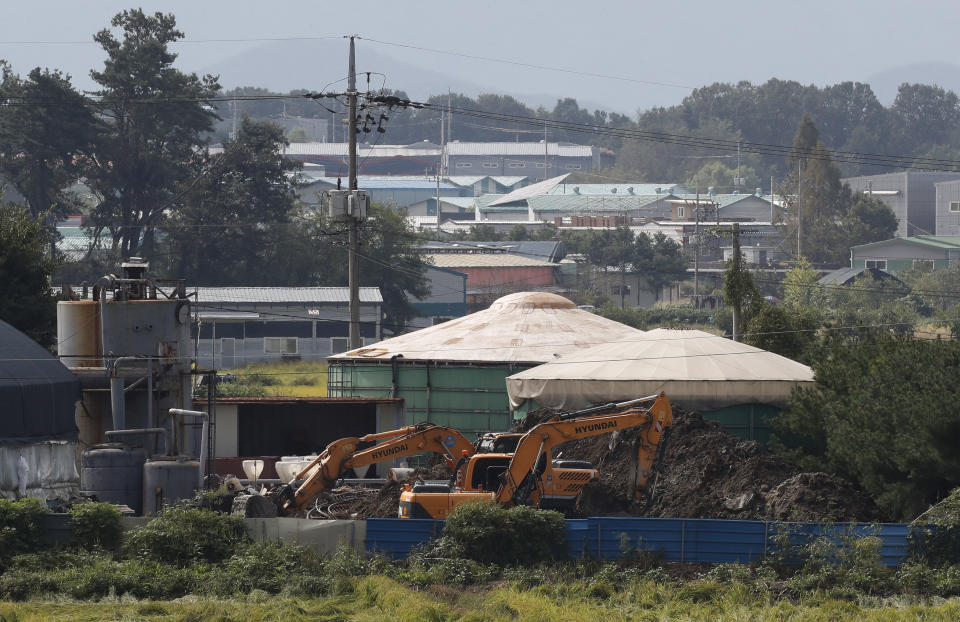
xmin=535 ymin=162 xmax=546 ymax=168
xmin=508 ymin=162 xmax=525 ymax=168
xmin=264 ymin=337 xmax=297 ymax=355
xmin=330 ymin=337 xmax=349 ymax=354
xmin=913 ymin=259 xmax=934 ymax=271
xmin=455 ymin=162 xmax=472 ymax=168
xmin=565 ymin=163 xmax=582 ymax=170
xmin=865 ymin=259 xmax=887 ymax=270
xmin=677 ymin=206 xmax=685 ymax=218
xmin=482 ymin=161 xmax=498 ymax=169
xmin=951 ymin=201 xmax=960 ymax=212
xmin=610 ymin=285 xmax=631 ymax=296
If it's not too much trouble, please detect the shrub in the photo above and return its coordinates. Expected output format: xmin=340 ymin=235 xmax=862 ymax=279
xmin=122 ymin=505 xmax=248 ymax=566
xmin=69 ymin=501 xmax=122 ymax=551
xmin=0 ymin=498 xmax=49 ymax=560
xmin=442 ymin=502 xmax=566 ymax=564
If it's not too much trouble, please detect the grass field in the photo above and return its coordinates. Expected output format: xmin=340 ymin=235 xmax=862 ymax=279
xmin=224 ymin=360 xmax=328 ymax=397
xmin=3 ymin=577 xmax=960 ymax=621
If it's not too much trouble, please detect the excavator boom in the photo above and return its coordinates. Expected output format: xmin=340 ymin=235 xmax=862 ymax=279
xmin=498 ymin=392 xmax=672 ymax=507
xmin=282 ymin=424 xmax=475 ymax=513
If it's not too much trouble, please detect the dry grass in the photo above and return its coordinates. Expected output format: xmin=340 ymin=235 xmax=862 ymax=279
xmin=225 ymin=360 xmax=328 ymax=397
xmin=4 ymin=577 xmax=960 ymax=621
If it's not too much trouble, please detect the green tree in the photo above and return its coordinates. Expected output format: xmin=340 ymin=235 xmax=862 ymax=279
xmin=296 ymin=204 xmax=430 ymax=332
xmin=507 ymin=224 xmax=530 ymax=241
xmin=686 ymin=159 xmax=759 ymax=193
xmin=780 ymin=115 xmax=852 ymax=265
xmin=782 ymin=256 xmax=823 ymax=310
xmin=0 ymin=64 xmax=96 ymax=220
xmin=745 ymin=303 xmax=818 ymax=361
xmin=775 ymin=334 xmax=960 ymax=520
xmin=165 ymin=118 xmax=301 ymax=284
xmin=843 ymin=194 xmax=898 ymax=245
xmin=85 ymin=9 xmax=220 ymax=259
xmin=285 ymin=127 xmax=309 ymax=143
xmin=722 ymin=227 xmax=762 ymax=340
xmin=0 ymin=205 xmax=58 ymax=346
xmin=632 ymin=232 xmax=688 ymax=295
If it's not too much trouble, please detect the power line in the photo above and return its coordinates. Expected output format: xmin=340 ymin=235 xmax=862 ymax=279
xmin=357 ymin=37 xmax=695 ymax=91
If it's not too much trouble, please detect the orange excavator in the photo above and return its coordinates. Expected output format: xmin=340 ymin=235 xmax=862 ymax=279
xmin=399 ymin=392 xmax=673 ymax=519
xmin=272 ymin=423 xmax=475 ymax=514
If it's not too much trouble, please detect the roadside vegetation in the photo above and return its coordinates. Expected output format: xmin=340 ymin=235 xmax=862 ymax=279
xmin=4 ymin=498 xmax=960 ymax=619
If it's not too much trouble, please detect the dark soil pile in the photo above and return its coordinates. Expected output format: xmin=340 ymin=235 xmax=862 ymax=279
xmin=338 ymin=464 xmax=452 ymax=519
xmin=561 ymin=411 xmax=880 ymax=522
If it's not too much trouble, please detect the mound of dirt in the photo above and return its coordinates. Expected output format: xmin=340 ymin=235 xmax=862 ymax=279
xmin=348 ymin=464 xmax=452 ymax=519
xmin=561 ymin=411 xmax=880 ymax=522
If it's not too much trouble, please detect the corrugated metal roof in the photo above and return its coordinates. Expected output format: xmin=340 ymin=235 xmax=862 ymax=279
xmin=445 ymin=176 xmax=486 ymax=186
xmin=283 ymin=143 xmax=440 ymax=157
xmin=674 ymin=193 xmax=774 ymax=209
xmin=437 ymin=197 xmax=478 ymax=208
xmin=852 ymin=235 xmax=960 ymax=251
xmin=331 ymin=291 xmax=642 ymax=363
xmin=445 ymin=175 xmax=529 ymax=188
xmin=194 ymin=287 xmax=383 ymax=304
xmin=423 ymin=241 xmax=563 ymax=262
xmin=488 ymin=174 xmax=570 ymax=207
xmin=489 ymin=176 xmax=529 ymax=186
xmin=481 ymin=193 xmax=669 ymax=213
xmin=549 ymin=183 xmax=685 ymax=196
xmin=446 ymin=142 xmax=593 ymax=157
xmin=426 ymin=253 xmax=556 ymax=268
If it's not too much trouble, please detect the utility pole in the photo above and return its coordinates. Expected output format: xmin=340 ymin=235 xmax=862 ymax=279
xmin=347 ymin=35 xmax=361 ymax=350
xmin=543 ymin=123 xmax=548 ymax=181
xmin=731 ymin=222 xmax=741 ymax=342
xmin=797 ymin=160 xmax=802 ymax=259
xmin=436 ymin=100 xmax=445 ymax=235
xmin=693 ymin=189 xmax=700 ymax=309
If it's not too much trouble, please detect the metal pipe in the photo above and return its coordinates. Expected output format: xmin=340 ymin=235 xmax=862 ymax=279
xmin=105 ymin=428 xmax=169 ymax=456
xmin=169 ymin=408 xmax=210 ymax=489
xmin=109 ymin=356 xmax=149 ymax=431
xmin=147 ymin=359 xmax=153 ymax=429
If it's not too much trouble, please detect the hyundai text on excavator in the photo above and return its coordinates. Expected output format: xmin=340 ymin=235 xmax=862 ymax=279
xmin=271 ymin=423 xmax=475 ymax=514
xmin=398 ymin=392 xmax=673 ymax=519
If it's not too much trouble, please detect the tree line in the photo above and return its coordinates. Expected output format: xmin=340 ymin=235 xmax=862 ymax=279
xmin=0 ymin=9 xmax=430 ymax=340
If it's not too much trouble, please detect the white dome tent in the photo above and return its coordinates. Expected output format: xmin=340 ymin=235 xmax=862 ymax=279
xmin=506 ymin=328 xmax=814 ymax=441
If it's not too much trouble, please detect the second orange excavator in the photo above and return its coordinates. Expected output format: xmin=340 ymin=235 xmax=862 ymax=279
xmin=399 ymin=392 xmax=673 ymax=519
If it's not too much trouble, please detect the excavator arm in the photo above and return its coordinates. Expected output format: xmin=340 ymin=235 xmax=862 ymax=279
xmin=283 ymin=424 xmax=475 ymax=513
xmin=494 ymin=392 xmax=672 ymax=508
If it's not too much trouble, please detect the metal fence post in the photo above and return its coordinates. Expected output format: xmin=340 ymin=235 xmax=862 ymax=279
xmin=680 ymin=520 xmax=686 ymax=563
xmin=597 ymin=519 xmax=603 ymax=560
xmin=763 ymin=521 xmax=769 ymax=559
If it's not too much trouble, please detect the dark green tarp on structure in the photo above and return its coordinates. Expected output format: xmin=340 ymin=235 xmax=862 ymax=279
xmin=0 ymin=319 xmax=79 ymax=443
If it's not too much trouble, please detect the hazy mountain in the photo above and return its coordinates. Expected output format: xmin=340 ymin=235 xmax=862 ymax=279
xmin=866 ymin=62 xmax=960 ymax=105
xmin=200 ymin=38 xmax=625 ymax=115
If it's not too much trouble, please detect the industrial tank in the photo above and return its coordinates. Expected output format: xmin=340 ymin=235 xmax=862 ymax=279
xmin=143 ymin=457 xmax=199 ymax=515
xmin=56 ymin=300 xmax=102 ymax=367
xmin=80 ymin=444 xmax=147 ymax=514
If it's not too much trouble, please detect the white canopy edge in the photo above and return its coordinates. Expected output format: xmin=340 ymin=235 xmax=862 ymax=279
xmin=506 ymin=377 xmax=811 ymax=412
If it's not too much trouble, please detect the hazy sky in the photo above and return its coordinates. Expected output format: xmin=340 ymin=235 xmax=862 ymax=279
xmin=0 ymin=1 xmax=957 ymax=114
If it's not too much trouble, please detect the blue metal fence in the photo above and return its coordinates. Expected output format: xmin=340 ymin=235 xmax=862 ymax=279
xmin=366 ymin=518 xmax=445 ymax=558
xmin=366 ymin=517 xmax=915 ymax=566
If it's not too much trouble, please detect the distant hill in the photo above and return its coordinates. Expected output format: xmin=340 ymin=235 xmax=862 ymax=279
xmin=199 ymin=38 xmax=621 ymax=114
xmin=866 ymin=62 xmax=960 ymax=104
